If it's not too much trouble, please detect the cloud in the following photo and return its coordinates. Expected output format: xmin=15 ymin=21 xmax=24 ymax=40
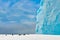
xmin=0 ymin=0 xmax=40 ymax=34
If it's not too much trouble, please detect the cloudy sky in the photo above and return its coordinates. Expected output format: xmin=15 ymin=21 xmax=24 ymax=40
xmin=0 ymin=0 xmax=40 ymax=34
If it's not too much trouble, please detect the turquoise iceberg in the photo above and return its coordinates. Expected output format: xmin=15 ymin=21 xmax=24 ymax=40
xmin=36 ymin=0 xmax=60 ymax=35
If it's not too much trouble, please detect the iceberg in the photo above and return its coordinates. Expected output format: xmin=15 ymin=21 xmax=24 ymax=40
xmin=36 ymin=0 xmax=60 ymax=35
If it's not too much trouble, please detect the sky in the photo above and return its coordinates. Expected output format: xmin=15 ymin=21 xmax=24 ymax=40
xmin=0 ymin=0 xmax=40 ymax=34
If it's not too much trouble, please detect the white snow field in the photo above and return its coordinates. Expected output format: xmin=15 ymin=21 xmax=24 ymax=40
xmin=0 ymin=34 xmax=60 ymax=40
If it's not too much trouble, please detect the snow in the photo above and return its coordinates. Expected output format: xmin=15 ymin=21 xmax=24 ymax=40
xmin=0 ymin=34 xmax=60 ymax=40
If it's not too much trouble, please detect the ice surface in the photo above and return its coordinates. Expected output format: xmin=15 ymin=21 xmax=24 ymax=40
xmin=0 ymin=35 xmax=60 ymax=40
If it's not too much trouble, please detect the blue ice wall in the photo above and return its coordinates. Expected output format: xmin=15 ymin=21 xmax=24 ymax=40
xmin=36 ymin=0 xmax=60 ymax=35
